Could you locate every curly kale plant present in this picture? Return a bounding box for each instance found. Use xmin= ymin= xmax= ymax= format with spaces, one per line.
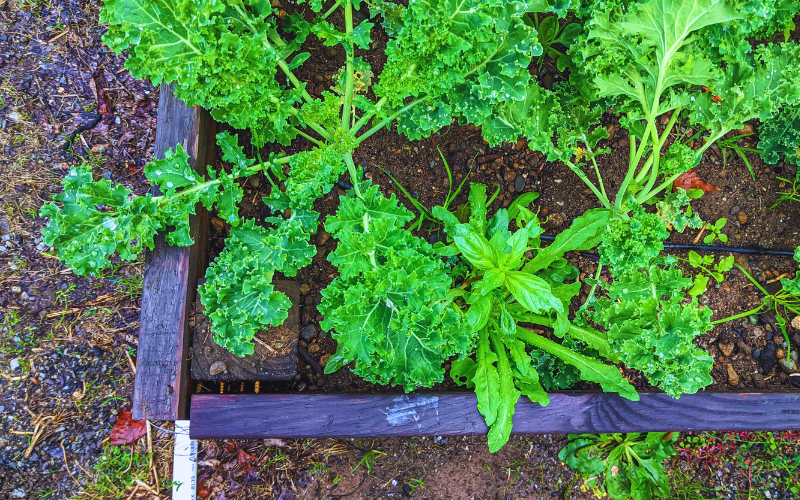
xmin=44 ymin=0 xmax=549 ymax=356
xmin=319 ymin=177 xmax=473 ymax=391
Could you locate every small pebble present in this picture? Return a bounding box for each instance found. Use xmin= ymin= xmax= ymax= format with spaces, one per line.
xmin=10 ymin=359 xmax=20 ymax=370
xmin=11 ymin=488 xmax=25 ymax=499
xmin=726 ymin=363 xmax=739 ymax=386
xmin=299 ymin=283 xmax=310 ymax=295
xmin=11 ymin=285 xmax=21 ymax=294
xmin=719 ymin=343 xmax=734 ymax=357
xmin=300 ymin=325 xmax=316 ymax=341
xmin=792 ymin=315 xmax=800 ymax=331
xmin=737 ymin=211 xmax=748 ymax=225
xmin=751 ymin=373 xmax=766 ymax=389
xmin=209 ymin=361 xmax=227 ymax=376
xmin=514 ymin=174 xmax=525 ymax=192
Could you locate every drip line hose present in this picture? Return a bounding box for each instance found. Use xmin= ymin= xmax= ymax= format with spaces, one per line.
xmin=538 ymin=235 xmax=795 ymax=256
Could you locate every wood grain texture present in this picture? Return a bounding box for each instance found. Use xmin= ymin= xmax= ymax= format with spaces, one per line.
xmin=191 ymin=280 xmax=301 ymax=381
xmin=190 ymin=392 xmax=800 ymax=439
xmin=133 ymin=83 xmax=215 ymax=421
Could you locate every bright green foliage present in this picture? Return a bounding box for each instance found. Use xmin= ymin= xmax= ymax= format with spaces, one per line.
xmin=283 ymin=131 xmax=358 ymax=209
xmin=441 ymin=185 xmax=637 ymax=452
xmin=599 ymin=208 xmax=670 ymax=277
xmin=40 ymin=144 xmax=246 ymax=276
xmin=199 ymin=215 xmax=316 ymax=356
xmin=319 ymin=179 xmax=473 ymax=391
xmin=760 ymin=101 xmax=800 ymax=166
xmin=101 ymin=0 xmax=306 ymax=146
xmin=374 ymin=0 xmax=543 ymax=143
xmin=685 ymin=251 xmax=734 ymax=296
xmin=560 ymin=432 xmax=678 ymax=500
xmin=590 ymin=262 xmax=714 ymax=398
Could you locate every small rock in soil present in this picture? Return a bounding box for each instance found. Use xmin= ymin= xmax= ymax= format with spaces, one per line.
xmin=726 ymin=364 xmax=739 ymax=387
xmin=736 ymin=211 xmax=748 ymax=225
xmin=11 ymin=285 xmax=21 ymax=294
xmin=734 ymin=254 xmax=752 ymax=273
xmin=789 ymin=373 xmax=800 ymax=389
xmin=751 ymin=373 xmax=766 ymax=389
xmin=762 ymin=343 xmax=778 ymax=373
xmin=792 ymin=333 xmax=800 ymax=347
xmin=308 ymin=343 xmax=320 ymax=354
xmin=209 ymin=361 xmax=227 ymax=376
xmin=300 ymin=325 xmax=316 ymax=341
xmin=11 ymin=489 xmax=25 ymax=499
xmin=792 ymin=315 xmax=800 ymax=331
xmin=779 ymin=357 xmax=798 ymax=374
xmin=514 ymin=174 xmax=525 ymax=192
xmin=730 ymin=205 xmax=741 ymax=216
xmin=753 ymin=348 xmax=761 ymax=359
xmin=735 ymin=339 xmax=752 ymax=356
xmin=299 ymin=283 xmax=310 ymax=295
xmin=719 ymin=342 xmax=735 ymax=357
xmin=777 ymin=348 xmax=786 ymax=360
xmin=320 ymin=354 xmax=330 ymax=367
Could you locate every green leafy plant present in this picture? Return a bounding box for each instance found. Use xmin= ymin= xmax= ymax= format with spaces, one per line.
xmin=683 ymin=251 xmax=734 ymax=296
xmin=318 ymin=176 xmax=474 ymax=390
xmin=560 ymin=432 xmax=679 ymax=500
xmin=436 ymin=184 xmax=637 ymax=452
xmin=45 ymin=0 xmax=549 ymax=356
xmin=702 ymin=218 xmax=728 ymax=245
xmin=532 ymin=13 xmax=580 ymax=69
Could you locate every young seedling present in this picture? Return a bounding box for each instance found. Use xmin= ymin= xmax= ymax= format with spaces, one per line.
xmin=703 ymin=218 xmax=729 ymax=245
xmin=683 ymin=251 xmax=735 ymax=296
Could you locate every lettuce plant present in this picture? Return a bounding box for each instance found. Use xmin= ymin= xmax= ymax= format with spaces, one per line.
xmin=435 ymin=184 xmax=637 ymax=451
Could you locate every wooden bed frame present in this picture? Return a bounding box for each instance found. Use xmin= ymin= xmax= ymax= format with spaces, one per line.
xmin=133 ymin=85 xmax=800 ymax=438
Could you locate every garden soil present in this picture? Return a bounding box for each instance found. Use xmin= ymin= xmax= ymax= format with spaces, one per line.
xmin=0 ymin=0 xmax=798 ymax=499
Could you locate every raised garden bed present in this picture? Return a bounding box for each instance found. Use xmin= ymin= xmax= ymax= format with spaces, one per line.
xmin=131 ymin=85 xmax=800 ymax=438
xmin=39 ymin=0 xmax=800 ymax=448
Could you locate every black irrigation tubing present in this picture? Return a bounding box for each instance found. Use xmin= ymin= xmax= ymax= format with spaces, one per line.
xmin=538 ymin=235 xmax=795 ymax=256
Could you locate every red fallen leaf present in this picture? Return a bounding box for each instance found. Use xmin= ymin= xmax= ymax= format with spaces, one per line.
xmin=108 ymin=409 xmax=147 ymax=445
xmin=673 ymin=169 xmax=719 ymax=194
xmin=198 ymin=479 xmax=211 ymax=499
xmin=237 ymin=446 xmax=258 ymax=474
xmin=224 ymin=440 xmax=237 ymax=454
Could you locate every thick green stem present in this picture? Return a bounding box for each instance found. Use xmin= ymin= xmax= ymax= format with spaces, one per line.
xmin=344 ymin=153 xmax=363 ymax=198
xmin=711 ymin=304 xmax=766 ymax=325
xmin=292 ymin=127 xmax=323 ymax=146
xmin=341 ymin=0 xmax=355 ymax=129
xmin=356 ymin=97 xmax=427 ymax=143
xmin=352 ymin=96 xmax=388 ymax=134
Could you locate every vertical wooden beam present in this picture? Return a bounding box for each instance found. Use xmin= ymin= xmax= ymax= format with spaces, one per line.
xmin=132 ymin=84 xmax=214 ymax=421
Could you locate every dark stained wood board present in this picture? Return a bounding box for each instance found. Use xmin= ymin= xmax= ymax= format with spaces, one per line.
xmin=132 ymin=83 xmax=215 ymax=421
xmin=191 ymin=280 xmax=301 ymax=381
xmin=190 ymin=392 xmax=800 ymax=439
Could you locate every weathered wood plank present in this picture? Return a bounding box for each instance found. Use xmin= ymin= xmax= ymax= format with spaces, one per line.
xmin=190 ymin=392 xmax=800 ymax=439
xmin=191 ymin=280 xmax=301 ymax=381
xmin=133 ymin=84 xmax=215 ymax=421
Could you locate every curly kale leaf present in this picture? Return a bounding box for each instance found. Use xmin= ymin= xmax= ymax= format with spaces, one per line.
xmin=101 ymin=0 xmax=306 ymax=146
xmin=591 ymin=263 xmax=714 ymax=398
xmin=599 ymin=208 xmax=670 ymax=276
xmin=687 ymin=43 xmax=800 ymax=137
xmin=40 ymin=146 xmax=224 ymax=275
xmin=569 ymin=0 xmax=739 ymax=117
xmin=656 ymin=190 xmax=703 ymax=233
xmin=759 ymin=101 xmax=800 ymax=166
xmin=199 ymin=216 xmax=316 ymax=356
xmin=374 ymin=0 xmax=542 ymax=143
xmin=319 ymin=180 xmax=472 ymax=391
